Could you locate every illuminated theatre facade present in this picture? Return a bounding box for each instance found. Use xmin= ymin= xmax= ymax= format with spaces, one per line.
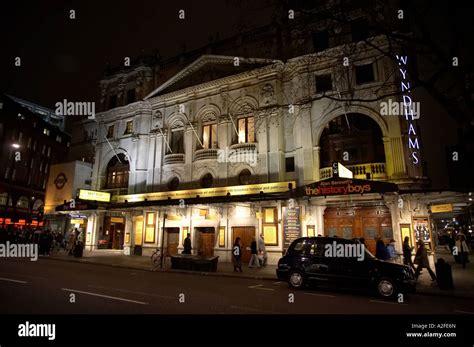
xmin=81 ymin=38 xmax=443 ymax=264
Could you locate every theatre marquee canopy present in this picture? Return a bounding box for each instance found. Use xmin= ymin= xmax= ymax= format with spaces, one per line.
xmin=297 ymin=177 xmax=398 ymax=198
xmin=112 ymin=181 xmax=296 ymax=204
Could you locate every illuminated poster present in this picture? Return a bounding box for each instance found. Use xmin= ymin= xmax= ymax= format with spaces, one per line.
xmin=413 ymin=217 xmax=430 ymax=243
xmin=263 ymin=226 xmax=277 ymax=245
xmin=283 ymin=206 xmax=301 ymax=251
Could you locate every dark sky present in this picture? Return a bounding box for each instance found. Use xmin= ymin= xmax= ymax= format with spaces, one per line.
xmin=0 ymin=0 xmax=276 ymax=109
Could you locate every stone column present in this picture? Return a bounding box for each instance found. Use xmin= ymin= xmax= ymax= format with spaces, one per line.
xmin=313 ymin=146 xmax=321 ymax=182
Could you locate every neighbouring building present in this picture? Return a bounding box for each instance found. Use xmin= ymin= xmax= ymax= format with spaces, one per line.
xmin=0 ymin=93 xmax=70 ymax=229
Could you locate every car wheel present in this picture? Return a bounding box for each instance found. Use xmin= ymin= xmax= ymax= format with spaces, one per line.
xmin=288 ymin=271 xmax=305 ymax=289
xmin=376 ymin=277 xmax=397 ymax=299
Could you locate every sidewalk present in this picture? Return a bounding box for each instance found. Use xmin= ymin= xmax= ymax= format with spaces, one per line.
xmin=43 ymin=249 xmax=474 ymax=299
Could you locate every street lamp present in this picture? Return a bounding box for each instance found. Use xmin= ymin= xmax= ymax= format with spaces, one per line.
xmin=12 ymin=143 xmax=20 ymax=149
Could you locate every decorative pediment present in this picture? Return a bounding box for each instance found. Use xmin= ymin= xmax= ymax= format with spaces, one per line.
xmin=144 ymin=55 xmax=278 ymax=99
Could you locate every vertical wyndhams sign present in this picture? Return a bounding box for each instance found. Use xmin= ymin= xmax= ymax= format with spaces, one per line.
xmin=396 ymin=55 xmax=421 ymax=165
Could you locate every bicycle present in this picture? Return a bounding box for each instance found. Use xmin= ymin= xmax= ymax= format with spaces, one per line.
xmin=151 ymin=248 xmax=165 ymax=270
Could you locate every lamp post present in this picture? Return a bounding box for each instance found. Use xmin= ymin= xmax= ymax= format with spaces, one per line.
xmin=160 ymin=213 xmax=167 ymax=269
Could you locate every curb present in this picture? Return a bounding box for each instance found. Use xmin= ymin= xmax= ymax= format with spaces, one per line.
xmin=41 ymin=256 xmax=474 ymax=300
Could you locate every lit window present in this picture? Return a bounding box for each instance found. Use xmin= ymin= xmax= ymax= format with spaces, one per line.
xmin=202 ymin=123 xmax=217 ymax=149
xmin=47 ymin=147 xmax=51 ymax=157
xmin=237 ymin=117 xmax=255 ymax=144
xmin=43 ymin=128 xmax=50 ymax=136
xmin=27 ymin=137 xmax=32 ymax=148
xmin=56 ymin=135 xmax=62 ymax=143
xmin=124 ymin=121 xmax=133 ymax=135
xmin=42 ymin=145 xmax=46 ymax=155
xmin=107 ymin=125 xmax=114 ymax=138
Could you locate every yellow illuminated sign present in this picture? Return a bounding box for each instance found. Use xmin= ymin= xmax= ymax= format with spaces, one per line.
xmin=431 ymin=204 xmax=453 ymax=213
xmin=113 ymin=181 xmax=296 ymax=203
xmin=70 ymin=218 xmax=84 ymax=224
xmin=79 ymin=189 xmax=111 ymax=202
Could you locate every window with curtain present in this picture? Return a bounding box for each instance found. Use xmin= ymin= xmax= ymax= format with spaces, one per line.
xmin=201 ymin=123 xmax=217 ymax=149
xmin=236 ymin=116 xmax=255 ymax=144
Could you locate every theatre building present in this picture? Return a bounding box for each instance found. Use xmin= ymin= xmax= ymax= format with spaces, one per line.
xmin=65 ymin=6 xmax=469 ymax=264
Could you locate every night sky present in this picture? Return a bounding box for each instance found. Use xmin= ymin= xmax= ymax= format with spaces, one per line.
xmin=0 ymin=0 xmax=275 ymax=109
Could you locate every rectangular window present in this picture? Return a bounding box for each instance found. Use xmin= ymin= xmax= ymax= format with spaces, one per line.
xmin=107 ymin=125 xmax=114 ymax=138
xmin=27 ymin=137 xmax=32 ymax=148
xmin=285 ymin=157 xmax=295 ymax=172
xmin=18 ymin=132 xmax=23 ymax=143
xmin=145 ymin=212 xmax=156 ymax=243
xmin=39 ymin=162 xmax=43 ymax=173
xmin=127 ymin=89 xmax=136 ymax=104
xmin=237 ymin=117 xmax=255 ymax=144
xmin=355 ymin=63 xmax=375 ymax=84
xmin=42 ymin=145 xmax=46 ymax=155
xmin=312 ymin=30 xmax=329 ymax=52
xmin=124 ymin=121 xmax=133 ymax=135
xmin=47 ymin=147 xmax=51 ymax=157
xmin=202 ymin=123 xmax=217 ymax=149
xmin=56 ymin=135 xmax=62 ymax=143
xmin=43 ymin=128 xmax=50 ymax=136
xmin=315 ymin=74 xmax=332 ymax=93
xmin=170 ymin=129 xmax=184 ymax=154
xmin=33 ymin=140 xmax=37 ymax=150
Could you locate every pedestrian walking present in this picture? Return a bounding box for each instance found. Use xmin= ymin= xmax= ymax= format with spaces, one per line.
xmin=182 ymin=233 xmax=192 ymax=254
xmin=414 ymin=240 xmax=437 ymax=281
xmin=403 ymin=236 xmax=415 ymax=270
xmin=232 ymin=237 xmax=242 ymax=272
xmin=386 ymin=239 xmax=399 ymax=262
xmin=455 ymin=233 xmax=470 ymax=269
xmin=248 ymin=237 xmax=260 ymax=268
xmin=67 ymin=229 xmax=77 ymax=255
xmin=257 ymin=233 xmax=267 ymax=267
xmin=375 ymin=238 xmax=390 ymax=260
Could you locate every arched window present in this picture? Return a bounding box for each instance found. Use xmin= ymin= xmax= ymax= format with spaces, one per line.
xmin=106 ymin=154 xmax=129 ymax=189
xmin=320 ymin=113 xmax=385 ymax=167
xmin=238 ymin=169 xmax=252 ymax=185
xmin=168 ymin=122 xmax=185 ymax=154
xmin=200 ymin=173 xmax=213 ymax=188
xmin=168 ymin=177 xmax=180 ymax=191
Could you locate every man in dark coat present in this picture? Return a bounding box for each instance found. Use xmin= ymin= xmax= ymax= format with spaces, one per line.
xmin=183 ymin=233 xmax=192 ymax=254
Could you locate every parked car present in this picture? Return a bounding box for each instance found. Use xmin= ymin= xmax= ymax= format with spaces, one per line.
xmin=276 ymin=237 xmax=416 ymax=299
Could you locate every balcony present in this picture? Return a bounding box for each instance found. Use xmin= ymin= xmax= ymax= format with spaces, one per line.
xmin=320 ymin=162 xmax=387 ymax=180
xmin=163 ymin=153 xmax=185 ymax=165
xmin=194 ymin=148 xmax=218 ymax=162
xmin=228 ymin=143 xmax=258 ymax=165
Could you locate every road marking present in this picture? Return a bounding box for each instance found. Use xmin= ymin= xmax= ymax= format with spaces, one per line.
xmin=454 ymin=310 xmax=474 ymax=314
xmin=61 ymin=288 xmax=148 ymax=305
xmin=0 ymin=277 xmax=27 ymax=284
xmin=248 ymin=284 xmax=274 ymax=291
xmin=303 ymin=292 xmax=336 ymax=298
xmin=369 ymin=299 xmax=407 ymax=305
xmin=0 ymin=272 xmax=47 ymax=280
xmin=88 ymin=285 xmax=174 ymax=299
xmin=229 ymin=305 xmax=278 ymax=314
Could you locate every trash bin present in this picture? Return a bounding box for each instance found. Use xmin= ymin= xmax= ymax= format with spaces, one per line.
xmin=435 ymin=258 xmax=454 ymax=290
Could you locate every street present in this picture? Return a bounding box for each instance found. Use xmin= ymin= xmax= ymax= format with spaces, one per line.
xmin=1 ymin=258 xmax=474 ymax=315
